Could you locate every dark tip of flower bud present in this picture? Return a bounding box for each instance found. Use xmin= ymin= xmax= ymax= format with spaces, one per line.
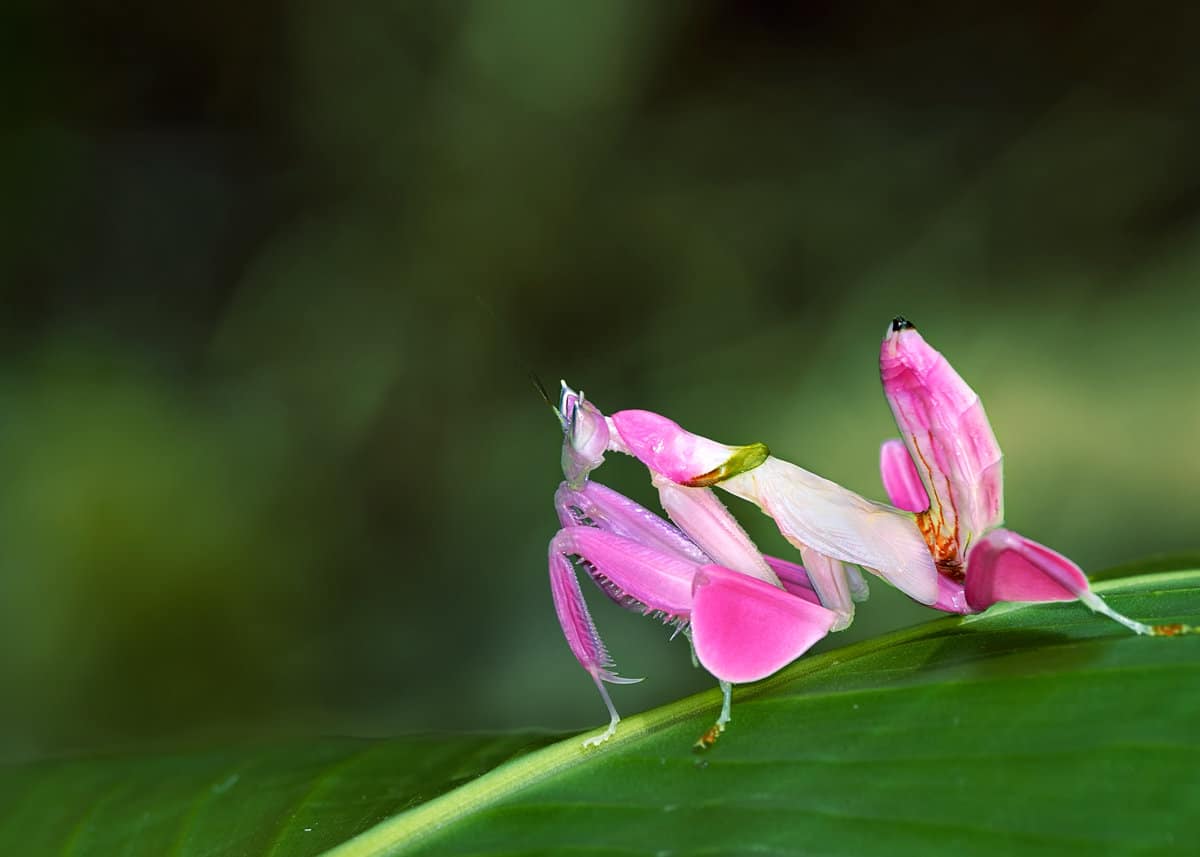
xmin=891 ymin=316 xmax=915 ymax=332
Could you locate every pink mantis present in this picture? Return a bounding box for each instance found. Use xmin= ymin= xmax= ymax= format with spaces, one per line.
xmin=547 ymin=318 xmax=1161 ymax=748
xmin=546 ymin=385 xmax=938 ymax=747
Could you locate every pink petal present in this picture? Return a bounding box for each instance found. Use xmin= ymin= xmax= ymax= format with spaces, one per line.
xmin=963 ymin=528 xmax=1087 ymax=610
xmin=966 ymin=529 xmax=1152 ymax=633
xmin=879 ymin=438 xmax=930 ymax=513
xmin=933 ymin=574 xmax=972 ymax=614
xmin=691 ymin=565 xmax=837 ymax=683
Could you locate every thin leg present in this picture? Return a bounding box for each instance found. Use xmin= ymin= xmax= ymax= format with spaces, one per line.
xmin=549 ymin=519 xmax=701 ymax=746
xmin=717 ymin=679 xmax=733 ymax=728
xmin=582 ymin=672 xmax=623 ymax=748
xmin=798 ymin=546 xmax=856 ymax=631
xmin=694 ymin=679 xmax=734 ymax=751
xmin=549 ymin=540 xmax=646 ymax=686
xmin=844 ymin=564 xmax=871 ymax=603
xmin=1075 ymin=589 xmax=1152 ymax=635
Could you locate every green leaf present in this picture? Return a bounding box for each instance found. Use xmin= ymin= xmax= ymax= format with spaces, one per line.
xmin=4 ymin=570 xmax=1199 ymax=857
xmin=1089 ymin=553 xmax=1200 ymax=582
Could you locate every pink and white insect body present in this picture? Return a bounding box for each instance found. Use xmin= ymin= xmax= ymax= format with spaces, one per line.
xmin=547 ymin=384 xmax=939 ymax=746
xmin=607 ymin=408 xmax=940 ymax=628
xmin=548 ymin=386 xmax=837 ymax=746
xmin=879 ymin=317 xmax=1151 ymax=632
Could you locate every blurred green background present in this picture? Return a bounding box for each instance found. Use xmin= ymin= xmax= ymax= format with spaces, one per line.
xmin=3 ymin=1 xmax=1199 ymax=762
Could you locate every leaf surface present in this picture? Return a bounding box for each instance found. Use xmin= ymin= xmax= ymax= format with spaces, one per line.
xmin=4 ymin=570 xmax=1198 ymax=857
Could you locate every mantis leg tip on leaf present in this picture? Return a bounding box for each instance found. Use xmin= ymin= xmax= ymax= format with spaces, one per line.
xmin=1076 ymin=589 xmax=1154 ymax=635
xmin=692 ymin=722 xmax=725 ymax=752
xmin=581 ymin=720 xmax=618 ymax=749
xmin=693 ymin=680 xmax=733 ymax=752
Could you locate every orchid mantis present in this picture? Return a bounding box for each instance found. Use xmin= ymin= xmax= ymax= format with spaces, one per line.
xmin=878 ymin=316 xmax=1163 ymax=633
xmin=547 ymin=385 xmax=937 ymax=747
xmin=547 ymin=317 xmax=1177 ymax=750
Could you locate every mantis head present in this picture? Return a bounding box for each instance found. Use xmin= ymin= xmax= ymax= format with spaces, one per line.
xmin=556 ymin=381 xmax=610 ymax=489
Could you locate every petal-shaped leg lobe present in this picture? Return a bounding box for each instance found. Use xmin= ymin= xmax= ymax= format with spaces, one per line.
xmin=691 ymin=565 xmax=837 ymax=683
xmin=880 ymin=438 xmax=930 ymax=513
xmin=934 ymin=574 xmax=972 ymax=614
xmin=963 ymin=528 xmax=1089 ymax=610
xmin=965 ymin=529 xmax=1152 ymax=633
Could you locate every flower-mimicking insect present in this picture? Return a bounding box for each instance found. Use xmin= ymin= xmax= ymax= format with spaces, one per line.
xmin=546 ymin=317 xmax=1177 ymax=749
xmin=546 ymin=383 xmax=938 ymax=747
